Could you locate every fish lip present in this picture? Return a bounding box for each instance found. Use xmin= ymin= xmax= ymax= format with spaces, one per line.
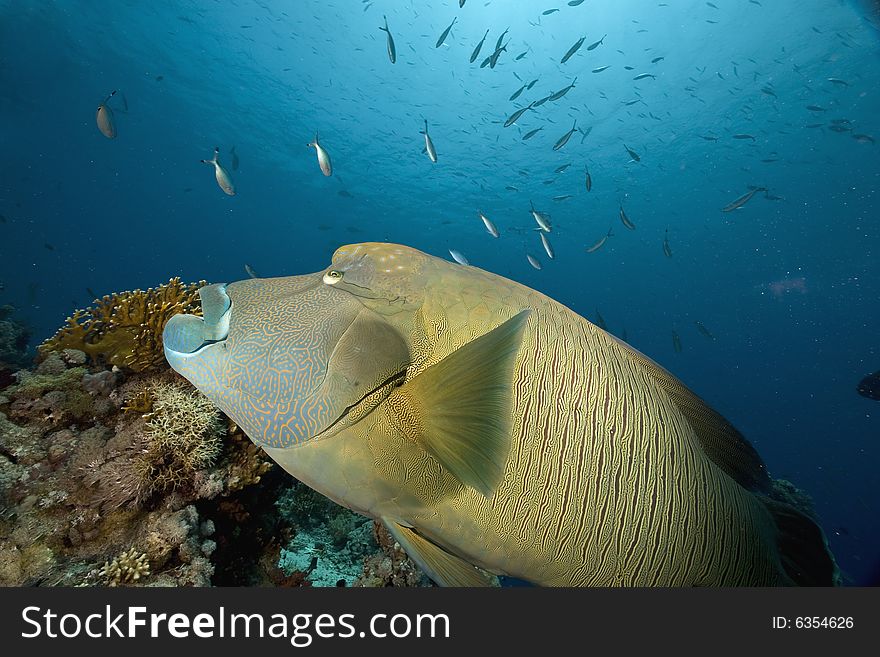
xmin=163 ymin=283 xmax=232 ymax=357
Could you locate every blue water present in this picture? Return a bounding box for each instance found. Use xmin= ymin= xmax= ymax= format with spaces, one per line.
xmin=0 ymin=0 xmax=877 ymax=585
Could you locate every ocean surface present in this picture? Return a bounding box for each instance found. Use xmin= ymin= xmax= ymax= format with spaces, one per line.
xmin=0 ymin=0 xmax=877 ymax=585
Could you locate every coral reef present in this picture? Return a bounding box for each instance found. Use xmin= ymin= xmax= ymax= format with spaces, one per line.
xmin=38 ymin=278 xmax=206 ymax=372
xmin=355 ymin=522 xmax=431 ymax=587
xmin=0 ymin=279 xmax=429 ymax=588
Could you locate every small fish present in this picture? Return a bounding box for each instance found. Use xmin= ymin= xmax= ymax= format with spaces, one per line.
xmin=552 ymin=194 xmax=572 ymax=201
xmin=338 ymin=189 xmax=354 ymax=198
xmin=44 ymin=242 xmax=55 ymax=251
xmin=586 ymin=34 xmax=606 ymax=51
xmin=733 ymin=134 xmax=756 ymax=141
xmin=379 ymin=16 xmax=396 ymax=63
xmin=436 ymin=17 xmax=457 ymax=48
xmin=470 ymin=29 xmax=490 ymax=63
xmin=552 ymin=120 xmax=579 ymax=151
xmin=449 ymin=249 xmax=469 ymax=265
xmin=230 ymin=145 xmax=239 ymax=171
xmin=701 ymin=135 xmax=720 ymax=142
xmin=591 ymin=65 xmax=611 ymax=73
xmin=526 ymin=78 xmax=539 ymax=89
xmin=532 ymin=94 xmax=553 ymax=107
xmin=694 ymin=321 xmax=715 ymax=340
xmin=488 ymin=42 xmax=508 ymax=69
xmin=244 ymin=264 xmax=259 ymax=279
xmin=527 ymin=254 xmax=542 ymax=270
xmin=515 ymin=51 xmax=528 ymax=61
xmin=584 ymin=166 xmax=592 ymax=191
xmin=619 ymin=205 xmax=636 ymax=230
xmin=721 ymin=186 xmax=767 ymax=212
xmin=522 ymin=126 xmax=543 ymax=140
xmin=479 ymin=211 xmax=499 ymax=238
xmin=505 ymin=185 xmax=520 ymax=191
xmin=651 ymin=56 xmax=665 ymax=63
xmin=624 ymin=144 xmax=641 ymax=162
xmin=594 ymin=309 xmax=608 ymax=331
xmin=96 ymin=90 xmax=117 ymax=139
xmin=495 ymin=27 xmax=509 ymax=52
xmin=420 ymin=120 xmax=438 ymax=163
xmin=561 ymin=36 xmax=586 ymax=63
xmin=509 ymin=84 xmax=528 ymax=101
xmin=554 ymin=163 xmax=571 ymax=173
xmin=586 ymin=228 xmax=613 ymax=253
xmin=568 ymin=0 xmax=585 ymax=5
xmin=460 ymin=0 xmax=466 ymax=7
xmin=806 ymin=105 xmax=826 ymax=112
xmin=633 ymin=73 xmax=656 ymax=81
xmin=828 ymin=124 xmax=852 ymax=133
xmin=662 ymin=228 xmax=672 ymax=258
xmin=761 ymin=86 xmax=777 ymax=98
xmin=548 ymin=77 xmax=577 ymax=102
xmin=504 ymin=102 xmax=534 ymax=128
xmin=672 ymin=330 xmax=682 ymax=353
xmin=826 ymin=77 xmax=849 ymax=86
xmin=530 ymin=201 xmax=552 ymax=232
xmin=853 ymin=133 xmax=875 ymax=145
xmin=201 ymin=146 xmax=236 ymax=195
xmin=540 ymin=232 xmax=555 ymax=259
xmin=307 ymin=133 xmax=333 ymax=176
xmin=542 ymin=8 xmax=560 ymax=15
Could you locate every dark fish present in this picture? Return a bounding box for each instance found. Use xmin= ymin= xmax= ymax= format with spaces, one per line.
xmin=436 ymin=17 xmax=457 ymax=48
xmin=619 ymin=205 xmax=635 ymax=230
xmin=580 ymin=126 xmax=592 ymax=143
xmin=561 ymin=36 xmax=586 ymax=63
xmin=586 ymin=228 xmax=612 ymax=253
xmin=651 ymin=56 xmax=665 ymax=63
xmin=761 ymin=86 xmax=777 ymax=98
xmin=504 ymin=102 xmax=535 ymax=128
xmin=694 ymin=321 xmax=715 ymax=340
xmin=554 ymin=163 xmax=571 ymax=173
xmin=44 ymin=242 xmax=55 ymax=251
xmin=721 ymin=186 xmax=767 ymax=212
xmin=460 ymin=0 xmax=466 ymax=7
xmin=495 ymin=27 xmax=509 ymax=52
xmin=624 ymin=144 xmax=641 ymax=161
xmin=522 ymin=127 xmax=543 ymax=140
xmin=489 ymin=42 xmax=508 ymax=68
xmin=586 ymin=34 xmax=606 ymax=50
xmin=526 ymin=78 xmax=539 ymax=89
xmin=552 ymin=120 xmax=579 ymax=151
xmin=591 ymin=65 xmax=611 ymax=73
xmin=584 ymin=167 xmax=592 ymax=191
xmin=515 ymin=51 xmax=528 ymax=60
xmin=672 ymin=330 xmax=682 ymax=353
xmin=548 ymin=77 xmax=577 ymax=101
xmin=379 ymin=16 xmax=396 ymax=63
xmin=733 ymin=134 xmax=756 ymax=141
xmin=470 ymin=29 xmax=490 ymax=63
xmin=662 ymin=228 xmax=672 ymax=257
xmin=806 ymin=105 xmax=826 ymax=112
xmin=633 ymin=73 xmax=656 ymax=80
xmin=542 ymin=8 xmax=560 ymax=15
xmin=568 ymin=0 xmax=585 ymax=5
xmin=155 ymin=75 xmax=164 ymax=81
xmin=338 ymin=189 xmax=354 ymax=198
xmin=509 ymin=84 xmax=528 ymax=101
xmin=594 ymin=309 xmax=608 ymax=331
xmin=857 ymin=370 xmax=880 ymax=401
xmin=532 ymin=94 xmax=552 ymax=107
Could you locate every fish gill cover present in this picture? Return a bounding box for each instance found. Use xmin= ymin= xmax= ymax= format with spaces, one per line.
xmin=0 ymin=0 xmax=877 ymax=585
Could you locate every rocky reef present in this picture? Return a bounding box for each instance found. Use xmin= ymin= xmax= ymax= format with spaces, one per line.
xmin=0 ymin=285 xmax=428 ymax=587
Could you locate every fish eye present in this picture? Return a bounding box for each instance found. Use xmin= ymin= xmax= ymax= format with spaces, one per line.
xmin=323 ymin=269 xmax=344 ymax=285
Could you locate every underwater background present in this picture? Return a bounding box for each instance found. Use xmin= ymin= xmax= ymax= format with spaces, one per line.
xmin=0 ymin=0 xmax=877 ymax=585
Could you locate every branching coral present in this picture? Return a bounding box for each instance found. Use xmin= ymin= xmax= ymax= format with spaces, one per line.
xmin=38 ymin=278 xmax=206 ymax=372
xmin=100 ymin=547 xmax=150 ymax=586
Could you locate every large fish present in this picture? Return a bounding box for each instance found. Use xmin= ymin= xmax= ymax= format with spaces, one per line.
xmin=164 ymin=243 xmax=838 ymax=587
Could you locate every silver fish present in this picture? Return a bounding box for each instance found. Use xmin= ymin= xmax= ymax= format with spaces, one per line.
xmin=586 ymin=228 xmax=613 ymax=253
xmin=721 ymin=187 xmax=767 ymax=212
xmin=548 ymin=77 xmax=577 ymax=102
xmin=449 ymin=249 xmax=469 ymax=265
xmin=522 ymin=127 xmax=543 ymax=140
xmin=96 ymin=90 xmax=117 ymax=139
xmin=244 ymin=264 xmax=259 ymax=278
xmin=584 ymin=166 xmax=592 ymax=191
xmin=619 ymin=205 xmax=636 ymax=230
xmin=201 ymin=146 xmax=236 ymax=195
xmin=504 ymin=102 xmax=534 ymax=128
xmin=527 ymin=254 xmax=542 ymax=269
xmin=479 ymin=211 xmax=499 ymax=238
xmin=421 ymin=120 xmax=438 ymax=163
xmin=624 ymin=144 xmax=641 ymax=162
xmin=308 ymin=132 xmax=333 ymax=176
xmin=529 ymin=201 xmax=552 ymax=232
xmin=540 ymin=232 xmax=554 ymax=259
xmin=509 ymin=84 xmax=527 ymax=101
xmin=379 ymin=16 xmax=396 ymax=63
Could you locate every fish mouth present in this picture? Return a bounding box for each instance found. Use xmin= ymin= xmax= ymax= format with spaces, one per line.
xmin=163 ymin=283 xmax=232 ymax=359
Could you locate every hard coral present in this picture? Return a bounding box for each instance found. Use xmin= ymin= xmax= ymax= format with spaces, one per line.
xmin=38 ymin=278 xmax=206 ymax=372
xmin=101 ymin=547 xmax=150 ymax=586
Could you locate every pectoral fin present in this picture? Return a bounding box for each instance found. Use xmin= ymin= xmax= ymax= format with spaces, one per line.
xmin=390 ymin=309 xmax=530 ymax=497
xmin=383 ymin=518 xmax=499 ymax=587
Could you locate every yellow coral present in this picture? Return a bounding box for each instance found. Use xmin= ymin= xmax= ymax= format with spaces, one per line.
xmin=100 ymin=548 xmax=150 ymax=586
xmin=39 ymin=278 xmax=207 ymax=372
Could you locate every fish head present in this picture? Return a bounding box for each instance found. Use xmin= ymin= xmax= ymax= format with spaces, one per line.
xmin=163 ymin=253 xmax=418 ymax=453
